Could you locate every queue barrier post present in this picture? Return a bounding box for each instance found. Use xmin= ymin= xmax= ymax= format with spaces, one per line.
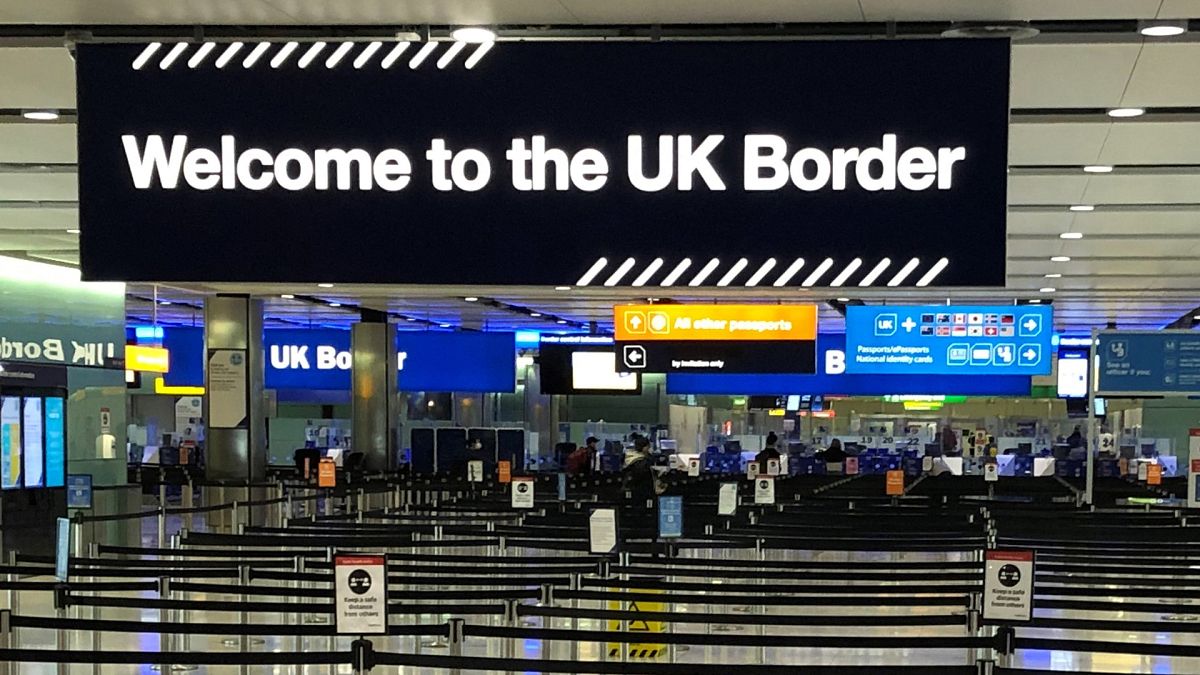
xmin=158 ymin=483 xmax=168 ymax=549
xmin=538 ymin=583 xmax=555 ymax=607
xmin=53 ymin=584 xmax=69 ymax=675
xmin=88 ymin=541 xmax=100 ymax=675
xmin=0 ymin=609 xmax=10 ymax=675
xmin=996 ymin=625 xmax=1016 ymax=669
xmin=447 ymin=617 xmax=465 ymax=675
xmin=351 ymin=637 xmax=375 ymax=675
xmin=503 ymin=598 xmax=519 ymax=662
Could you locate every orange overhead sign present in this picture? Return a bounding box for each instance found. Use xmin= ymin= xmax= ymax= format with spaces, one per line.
xmin=614 ymin=304 xmax=817 ymax=342
xmin=125 ymin=345 xmax=170 ymax=373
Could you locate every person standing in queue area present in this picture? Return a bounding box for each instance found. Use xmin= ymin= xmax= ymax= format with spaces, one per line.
xmin=566 ymin=436 xmax=598 ymax=475
xmin=622 ymin=435 xmax=658 ymax=504
xmin=941 ymin=426 xmax=959 ymax=456
xmin=755 ymin=432 xmax=782 ymax=470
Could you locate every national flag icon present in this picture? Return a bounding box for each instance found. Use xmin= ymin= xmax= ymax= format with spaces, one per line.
xmin=984 ymin=326 xmax=999 ymax=337
xmin=936 ymin=326 xmax=951 ymax=336
xmin=968 ymin=326 xmax=983 ymax=337
xmin=952 ymin=326 xmax=967 ymax=337
xmin=1001 ymin=315 xmax=1015 ymax=325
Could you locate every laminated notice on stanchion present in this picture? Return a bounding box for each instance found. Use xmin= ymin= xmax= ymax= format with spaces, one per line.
xmin=984 ymin=463 xmax=998 ymax=482
xmin=718 ymin=482 xmax=738 ymax=516
xmin=658 ymin=495 xmax=682 ymax=538
xmin=845 ymin=456 xmax=859 ymax=475
xmin=1148 ymin=463 xmax=1162 ymax=485
xmin=498 ymin=460 xmax=512 ymax=483
xmin=754 ymin=477 xmax=775 ymax=504
xmin=746 ymin=461 xmax=760 ymax=480
xmin=687 ymin=458 xmax=701 ymax=477
xmin=55 ymin=517 xmax=70 ymax=582
xmin=318 ymin=458 xmax=336 ymax=488
xmin=589 ymin=507 xmax=618 ymax=554
xmin=334 ymin=554 xmax=388 ymax=635
xmin=886 ymin=470 xmax=905 ymax=496
xmin=467 ymin=460 xmax=484 ymax=483
xmin=512 ymin=477 xmax=535 ymax=508
xmin=1138 ymin=462 xmax=1149 ymax=482
xmin=983 ymin=550 xmax=1034 ymax=623
xmin=766 ymin=458 xmax=780 ymax=476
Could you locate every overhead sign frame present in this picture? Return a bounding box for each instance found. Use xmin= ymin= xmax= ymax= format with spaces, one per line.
xmin=77 ymin=40 xmax=1010 ymax=288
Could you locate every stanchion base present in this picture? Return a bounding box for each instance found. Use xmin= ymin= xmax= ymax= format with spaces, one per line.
xmin=171 ymin=665 xmax=199 ymax=672
xmin=304 ymin=615 xmax=330 ymax=624
xmin=711 ymin=625 xmax=743 ymax=632
xmin=421 ymin=638 xmax=449 ymax=649
xmin=220 ymin=637 xmax=266 ymax=647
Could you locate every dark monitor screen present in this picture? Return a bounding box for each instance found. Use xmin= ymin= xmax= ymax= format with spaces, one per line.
xmin=723 ymin=441 xmax=742 ymax=454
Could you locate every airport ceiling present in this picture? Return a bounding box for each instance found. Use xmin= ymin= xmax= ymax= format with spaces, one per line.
xmin=1 ymin=1 xmax=1200 ymax=334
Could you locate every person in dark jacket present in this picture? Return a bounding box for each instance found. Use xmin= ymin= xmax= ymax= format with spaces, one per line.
xmin=622 ymin=436 xmax=657 ymax=504
xmin=821 ymin=438 xmax=847 ymax=464
xmin=754 ymin=432 xmax=782 ymax=469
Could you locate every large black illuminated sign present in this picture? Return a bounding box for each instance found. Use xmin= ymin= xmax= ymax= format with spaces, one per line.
xmin=76 ymin=40 xmax=1010 ymax=286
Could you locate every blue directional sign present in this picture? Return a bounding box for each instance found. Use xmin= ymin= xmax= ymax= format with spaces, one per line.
xmin=658 ymin=495 xmax=683 ymax=539
xmin=845 ymin=305 xmax=1053 ymax=376
xmin=1098 ymin=331 xmax=1200 ymax=395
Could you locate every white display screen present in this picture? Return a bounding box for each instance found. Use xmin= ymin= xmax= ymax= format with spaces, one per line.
xmin=1058 ymin=356 xmax=1088 ymax=398
xmin=1 ymin=397 xmax=21 ymax=489
xmin=22 ymin=398 xmax=44 ymax=488
xmin=571 ymin=352 xmax=639 ymax=391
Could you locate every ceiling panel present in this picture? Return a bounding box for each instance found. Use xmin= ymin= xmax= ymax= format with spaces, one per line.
xmin=1097 ymin=122 xmax=1200 ymax=165
xmin=0 ymin=124 xmax=77 ymax=163
xmin=264 ymin=0 xmax=577 ymax=24
xmin=1007 ymin=175 xmax=1090 ymax=205
xmin=1081 ymin=174 xmax=1200 ymax=203
xmin=558 ymin=0 xmax=863 ymax=23
xmin=0 ymin=173 xmax=76 ymax=201
xmin=1122 ymin=43 xmax=1200 ymax=107
xmin=0 ymin=48 xmax=75 ymax=108
xmin=1008 ymin=210 xmax=1200 ymax=235
xmin=1009 ymin=123 xmax=1111 ymax=165
xmin=861 ymin=0 xmax=1167 ymax=21
xmin=0 ymin=1 xmax=295 ymax=25
xmin=1010 ymin=44 xmax=1142 ymax=109
xmin=0 ymin=206 xmax=79 ymax=230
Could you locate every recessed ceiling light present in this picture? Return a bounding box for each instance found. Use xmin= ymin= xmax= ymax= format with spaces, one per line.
xmin=451 ymin=27 xmax=497 ymax=43
xmin=280 ymin=294 xmax=294 ymax=299
xmin=1139 ymin=21 xmax=1187 ymax=37
xmin=529 ymin=312 xmax=542 ymax=317
xmin=328 ymin=302 xmax=341 ymax=307
xmin=554 ymin=286 xmax=571 ymax=291
xmin=158 ymin=300 xmax=172 ymax=305
xmin=1059 ymin=232 xmax=1084 ymax=240
xmin=836 ymin=297 xmax=850 ymax=302
xmin=1050 ymin=255 xmax=1071 ymax=262
xmin=464 ymin=296 xmax=478 ymax=302
xmin=1083 ymin=165 xmax=1113 ymax=173
xmin=1069 ymin=205 xmax=1094 ymax=212
xmin=405 ymin=317 xmax=417 ymax=322
xmin=1044 ymin=273 xmax=1062 ymax=278
xmin=317 ymin=283 xmax=334 ymax=288
xmin=22 ymin=110 xmax=59 ymax=121
xmin=1029 ymin=299 xmax=1043 ymax=304
xmin=556 ymin=319 xmax=568 ymax=324
xmin=439 ymin=323 xmax=451 ymax=328
xmin=1107 ymin=107 xmax=1145 ymax=118
xmin=65 ymin=228 xmax=80 ymax=234
xmin=1039 ymin=287 xmax=1056 ymax=293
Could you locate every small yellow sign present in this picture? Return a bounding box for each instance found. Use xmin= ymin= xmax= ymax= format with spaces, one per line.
xmin=607 ymin=589 xmax=666 ymax=661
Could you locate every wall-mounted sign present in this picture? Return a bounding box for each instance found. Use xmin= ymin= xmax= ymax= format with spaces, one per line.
xmin=77 ymin=40 xmax=1009 ymax=288
xmin=159 ymin=328 xmax=516 ymax=393
xmin=845 ymin=305 xmax=1053 ymax=376
xmin=1097 ymin=331 xmax=1200 ymax=395
xmin=67 ymin=474 xmax=93 ymax=509
xmin=615 ymin=304 xmax=818 ymax=373
xmin=124 ymin=345 xmax=170 ymax=373
xmin=666 ymin=334 xmax=1031 ymax=396
xmin=207 ymin=349 xmax=248 ymax=428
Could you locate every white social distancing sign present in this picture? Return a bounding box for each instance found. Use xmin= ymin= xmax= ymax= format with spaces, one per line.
xmin=512 ymin=477 xmax=535 ymax=508
xmin=754 ymin=477 xmax=775 ymax=505
xmin=718 ymin=482 xmax=738 ymax=516
xmin=687 ymin=458 xmax=701 ymax=477
xmin=334 ymin=554 xmax=388 ymax=635
xmin=983 ymin=550 xmax=1034 ymax=622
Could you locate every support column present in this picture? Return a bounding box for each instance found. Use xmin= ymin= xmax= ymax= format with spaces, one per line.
xmin=204 ymin=295 xmax=266 ymax=483
xmin=352 ymin=311 xmax=398 ymax=471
